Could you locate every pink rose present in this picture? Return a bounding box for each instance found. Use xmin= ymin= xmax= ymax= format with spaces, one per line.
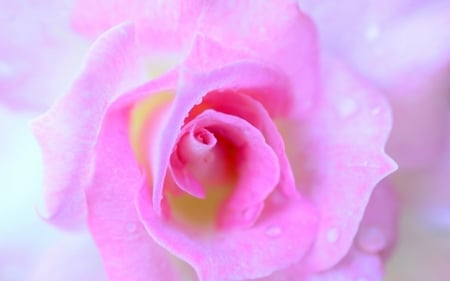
xmin=33 ymin=0 xmax=396 ymax=280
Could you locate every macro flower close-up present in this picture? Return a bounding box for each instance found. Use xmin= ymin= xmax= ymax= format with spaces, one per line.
xmin=0 ymin=0 xmax=449 ymax=281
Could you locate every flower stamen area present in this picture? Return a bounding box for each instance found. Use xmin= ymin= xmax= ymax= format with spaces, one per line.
xmin=129 ymin=90 xmax=174 ymax=165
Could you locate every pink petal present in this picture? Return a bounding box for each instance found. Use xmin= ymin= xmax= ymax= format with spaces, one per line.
xmin=254 ymin=181 xmax=398 ymax=281
xmin=254 ymin=248 xmax=383 ymax=281
xmin=183 ymin=35 xmax=294 ymax=118
xmin=138 ymin=184 xmax=318 ymax=281
xmin=72 ymin=0 xmax=204 ymax=54
xmin=309 ymin=182 xmax=398 ymax=281
xmin=86 ymin=102 xmax=190 ymax=281
xmin=306 ymin=248 xmax=384 ymax=281
xmin=71 ymin=0 xmax=149 ymax=38
xmin=32 ymin=23 xmax=161 ymax=230
xmin=202 ymin=91 xmax=298 ymax=198
xmin=150 ymin=56 xmax=289 ymax=215
xmin=291 ymin=57 xmax=397 ymax=270
xmin=197 ymin=0 xmax=319 ymax=114
xmin=356 ymin=182 xmax=399 ymax=259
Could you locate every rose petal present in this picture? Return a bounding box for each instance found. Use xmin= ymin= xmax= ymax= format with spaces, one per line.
xmin=32 ymin=23 xmax=164 ymax=230
xmin=197 ymin=0 xmax=319 ymax=113
xmin=287 ymin=57 xmax=397 ymax=270
xmin=202 ymin=90 xmax=299 ymax=198
xmin=138 ymin=184 xmax=318 ymax=281
xmin=356 ymin=182 xmax=399 ymax=258
xmin=72 ymin=0 xmax=204 ymax=48
xmin=254 ymin=180 xmax=398 ymax=281
xmin=254 ymin=248 xmax=383 ymax=281
xmin=86 ymin=104 xmax=190 ymax=281
xmin=170 ymin=109 xmax=280 ymax=228
xmin=151 ymin=57 xmax=289 ymax=215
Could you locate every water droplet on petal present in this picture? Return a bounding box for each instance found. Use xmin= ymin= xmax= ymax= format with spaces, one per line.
xmin=265 ymin=226 xmax=282 ymax=237
xmin=360 ymin=160 xmax=380 ymax=168
xmin=126 ymin=222 xmax=137 ymax=233
xmin=371 ymin=106 xmax=381 ymax=115
xmin=327 ymin=227 xmax=340 ymax=243
xmin=358 ymin=227 xmax=386 ymax=253
xmin=337 ymin=98 xmax=358 ymax=117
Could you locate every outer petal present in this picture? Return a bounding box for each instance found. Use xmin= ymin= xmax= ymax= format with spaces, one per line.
xmin=254 ymin=248 xmax=384 ymax=281
xmin=138 ymin=184 xmax=318 ymax=281
xmin=82 ymin=0 xmax=319 ymax=97
xmin=32 ymin=23 xmax=149 ymax=230
xmin=254 ymin=182 xmax=398 ymax=281
xmin=71 ymin=0 xmax=205 ymax=44
xmin=197 ymin=0 xmax=319 ymax=114
xmin=86 ymin=101 xmax=191 ymax=281
xmin=284 ymin=57 xmax=397 ymax=270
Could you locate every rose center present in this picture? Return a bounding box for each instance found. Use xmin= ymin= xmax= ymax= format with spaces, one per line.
xmin=167 ymin=128 xmax=238 ymax=230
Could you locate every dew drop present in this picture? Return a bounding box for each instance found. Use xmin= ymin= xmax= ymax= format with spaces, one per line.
xmin=371 ymin=106 xmax=381 ymax=115
xmin=337 ymin=97 xmax=358 ymax=117
xmin=126 ymin=222 xmax=137 ymax=233
xmin=357 ymin=227 xmax=386 ymax=254
xmin=265 ymin=226 xmax=282 ymax=237
xmin=326 ymin=227 xmax=340 ymax=243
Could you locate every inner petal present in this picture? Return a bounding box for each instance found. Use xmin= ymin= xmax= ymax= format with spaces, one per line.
xmin=167 ymin=109 xmax=280 ymax=230
xmin=167 ymin=126 xmax=238 ymax=230
xmin=175 ymin=128 xmax=238 ymax=192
